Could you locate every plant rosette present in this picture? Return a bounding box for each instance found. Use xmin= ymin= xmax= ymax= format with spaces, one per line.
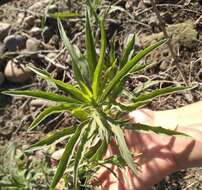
xmin=2 ymin=5 xmax=191 ymax=190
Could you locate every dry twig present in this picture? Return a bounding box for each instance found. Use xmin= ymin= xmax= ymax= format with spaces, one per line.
xmin=150 ymin=0 xmax=188 ymax=86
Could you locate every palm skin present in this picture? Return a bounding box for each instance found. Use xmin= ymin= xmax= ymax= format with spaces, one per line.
xmin=94 ymin=109 xmax=202 ymax=190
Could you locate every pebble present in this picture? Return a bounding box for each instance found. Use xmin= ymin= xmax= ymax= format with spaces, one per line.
xmin=34 ymin=19 xmax=42 ymax=27
xmin=3 ymin=35 xmax=18 ymax=51
xmin=4 ymin=61 xmax=32 ymax=83
xmin=51 ymin=148 xmax=65 ymax=161
xmin=197 ymin=68 xmax=202 ymax=80
xmin=29 ymin=27 xmax=42 ymax=38
xmin=47 ymin=52 xmax=57 ymax=59
xmin=28 ymin=0 xmax=50 ymax=12
xmin=47 ymin=4 xmax=58 ymax=14
xmin=42 ymin=27 xmax=53 ymax=43
xmin=15 ymin=35 xmax=27 ymax=50
xmin=0 ymin=43 xmax=6 ymax=56
xmin=159 ymin=61 xmax=169 ymax=71
xmin=26 ymin=38 xmax=40 ymax=51
xmin=0 ymin=22 xmax=11 ymax=41
xmin=0 ymin=72 xmax=4 ymax=85
xmin=23 ymin=16 xmax=35 ymax=29
xmin=143 ymin=0 xmax=151 ymax=6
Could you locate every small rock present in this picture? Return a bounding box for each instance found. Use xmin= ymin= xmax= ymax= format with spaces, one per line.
xmin=23 ymin=16 xmax=35 ymax=29
xmin=29 ymin=0 xmax=50 ymax=12
xmin=197 ymin=68 xmax=202 ymax=80
xmin=29 ymin=27 xmax=42 ymax=38
xmin=143 ymin=0 xmax=151 ymax=6
xmin=0 ymin=72 xmax=4 ymax=85
xmin=3 ymin=35 xmax=18 ymax=51
xmin=47 ymin=52 xmax=57 ymax=59
xmin=42 ymin=27 xmax=53 ymax=43
xmin=34 ymin=19 xmax=42 ymax=27
xmin=17 ymin=13 xmax=25 ymax=25
xmin=0 ymin=22 xmax=11 ymax=41
xmin=4 ymin=61 xmax=32 ymax=83
xmin=47 ymin=4 xmax=58 ymax=14
xmin=149 ymin=14 xmax=160 ymax=27
xmin=159 ymin=61 xmax=169 ymax=71
xmin=0 ymin=43 xmax=6 ymax=56
xmin=15 ymin=35 xmax=27 ymax=50
xmin=51 ymin=148 xmax=65 ymax=161
xmin=26 ymin=38 xmax=40 ymax=51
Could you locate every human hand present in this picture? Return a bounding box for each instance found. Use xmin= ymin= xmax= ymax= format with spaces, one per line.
xmin=93 ymin=109 xmax=202 ymax=190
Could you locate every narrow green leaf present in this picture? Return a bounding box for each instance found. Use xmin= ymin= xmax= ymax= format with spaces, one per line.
xmin=133 ymin=86 xmax=188 ymax=102
xmin=29 ymin=104 xmax=77 ymax=131
xmin=2 ymin=90 xmax=81 ymax=104
xmin=134 ymin=80 xmax=162 ymax=95
xmin=101 ymin=39 xmax=167 ymax=101
xmin=54 ymin=79 xmax=91 ymax=103
xmin=116 ymin=86 xmax=189 ymax=111
xmin=79 ymin=81 xmax=93 ymax=98
xmin=49 ymin=11 xmax=80 ymax=20
xmin=109 ymin=63 xmax=149 ymax=102
xmin=71 ymin=107 xmax=89 ymax=121
xmin=85 ymin=9 xmax=97 ymax=78
xmin=116 ymin=100 xmax=150 ymax=112
xmin=90 ymin=139 xmax=107 ymax=162
xmin=122 ymin=123 xmax=188 ymax=136
xmin=110 ymin=123 xmax=137 ymax=174
xmin=120 ymin=33 xmax=135 ymax=68
xmin=94 ymin=113 xmax=109 ymax=142
xmin=92 ymin=18 xmax=107 ymax=100
xmin=50 ymin=126 xmax=82 ymax=189
xmin=28 ymin=65 xmax=90 ymax=103
xmin=108 ymin=34 xmax=116 ymax=66
xmin=27 ymin=126 xmax=76 ymax=151
xmin=58 ymin=20 xmax=84 ymax=87
xmin=98 ymin=154 xmax=126 ymax=168
xmin=28 ymin=65 xmax=51 ymax=79
xmin=74 ymin=124 xmax=91 ymax=190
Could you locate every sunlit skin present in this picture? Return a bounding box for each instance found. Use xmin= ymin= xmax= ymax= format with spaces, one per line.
xmin=93 ymin=102 xmax=202 ymax=190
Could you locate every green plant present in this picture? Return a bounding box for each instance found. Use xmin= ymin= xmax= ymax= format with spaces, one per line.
xmin=2 ymin=5 xmax=189 ymax=190
xmin=0 ymin=143 xmax=52 ymax=190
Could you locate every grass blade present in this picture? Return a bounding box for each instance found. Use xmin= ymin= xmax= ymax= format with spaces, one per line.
xmin=120 ymin=33 xmax=135 ymax=68
xmin=117 ymin=86 xmax=189 ymax=111
xmin=122 ymin=123 xmax=188 ymax=136
xmin=92 ymin=18 xmax=106 ymax=100
xmin=108 ymin=34 xmax=116 ymax=67
xmin=28 ymin=65 xmax=90 ymax=103
xmin=73 ymin=124 xmax=91 ymax=190
xmin=50 ymin=126 xmax=82 ymax=189
xmin=133 ymin=86 xmax=188 ymax=102
xmin=49 ymin=11 xmax=80 ymax=20
xmin=110 ymin=122 xmax=137 ymax=174
xmin=90 ymin=139 xmax=107 ymax=162
xmin=58 ymin=20 xmax=84 ymax=88
xmin=85 ymin=9 xmax=97 ymax=78
xmin=29 ymin=104 xmax=77 ymax=131
xmin=27 ymin=126 xmax=76 ymax=151
xmin=116 ymin=100 xmax=150 ymax=111
xmin=101 ymin=39 xmax=167 ymax=101
xmin=2 ymin=90 xmax=81 ymax=104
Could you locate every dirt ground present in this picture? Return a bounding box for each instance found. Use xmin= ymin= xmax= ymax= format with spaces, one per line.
xmin=0 ymin=0 xmax=202 ymax=189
